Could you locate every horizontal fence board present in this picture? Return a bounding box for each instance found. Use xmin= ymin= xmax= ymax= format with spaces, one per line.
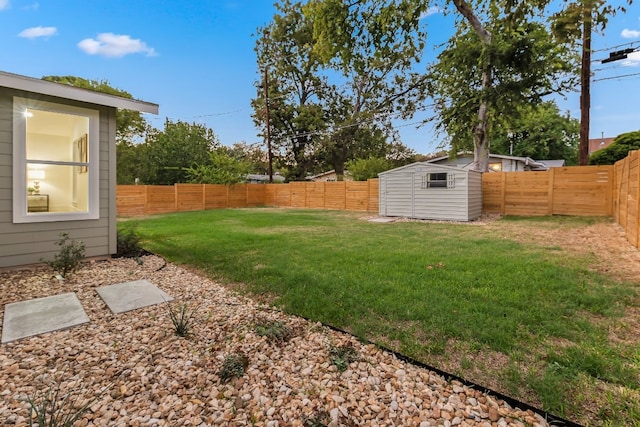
xmin=204 ymin=185 xmax=228 ymax=209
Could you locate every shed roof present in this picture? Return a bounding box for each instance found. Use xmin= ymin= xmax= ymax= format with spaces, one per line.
xmin=378 ymin=161 xmax=480 ymax=176
xmin=0 ymin=70 xmax=158 ymax=114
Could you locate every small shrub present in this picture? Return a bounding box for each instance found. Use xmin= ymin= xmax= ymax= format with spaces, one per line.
xmin=167 ymin=301 xmax=200 ymax=337
xmin=116 ymin=228 xmax=145 ymax=262
xmin=303 ymin=409 xmax=331 ymax=427
xmin=45 ymin=233 xmax=85 ymax=278
xmin=329 ymin=344 xmax=359 ymax=372
xmin=254 ymin=318 xmax=294 ymax=343
xmin=26 ymin=375 xmax=110 ymax=427
xmin=219 ymin=352 xmax=249 ymax=382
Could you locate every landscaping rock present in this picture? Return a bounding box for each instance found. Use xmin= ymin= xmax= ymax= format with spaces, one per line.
xmin=0 ymin=256 xmax=549 ymax=426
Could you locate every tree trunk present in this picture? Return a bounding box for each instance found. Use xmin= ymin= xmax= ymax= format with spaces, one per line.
xmin=579 ymin=5 xmax=592 ymax=166
xmin=452 ymin=0 xmax=492 ymax=172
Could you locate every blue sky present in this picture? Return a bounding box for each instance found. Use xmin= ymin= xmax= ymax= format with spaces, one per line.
xmin=1 ymin=0 xmax=639 ymax=155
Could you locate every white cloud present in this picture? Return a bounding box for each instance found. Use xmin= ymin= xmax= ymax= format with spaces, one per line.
xmin=621 ymin=29 xmax=640 ymax=38
xmin=18 ymin=26 xmax=57 ymax=39
xmin=23 ymin=2 xmax=39 ymax=10
xmin=0 ymin=0 xmax=9 ymax=11
xmin=419 ymin=6 xmax=440 ymax=20
xmin=622 ymin=51 xmax=640 ymax=67
xmin=77 ymin=33 xmax=157 ymax=58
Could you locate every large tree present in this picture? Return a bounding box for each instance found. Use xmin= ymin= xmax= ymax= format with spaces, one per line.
xmin=254 ymin=0 xmax=425 ymax=180
xmin=304 ymin=0 xmax=581 ymax=171
xmin=304 ymin=0 xmax=428 ymax=177
xmin=428 ymin=18 xmax=576 ymax=157
xmin=142 ymin=119 xmax=219 ymax=185
xmin=252 ymin=0 xmax=328 ymax=181
xmin=490 ymin=102 xmax=579 ymax=164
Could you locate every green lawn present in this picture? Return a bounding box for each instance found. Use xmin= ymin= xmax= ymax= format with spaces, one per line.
xmin=120 ymin=209 xmax=640 ymax=426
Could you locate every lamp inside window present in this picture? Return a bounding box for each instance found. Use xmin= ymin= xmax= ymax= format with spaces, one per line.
xmin=27 ymin=169 xmax=45 ymax=194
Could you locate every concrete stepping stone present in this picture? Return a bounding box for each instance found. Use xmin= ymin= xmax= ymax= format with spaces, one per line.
xmin=96 ymin=279 xmax=173 ymax=314
xmin=1 ymin=292 xmax=90 ymax=344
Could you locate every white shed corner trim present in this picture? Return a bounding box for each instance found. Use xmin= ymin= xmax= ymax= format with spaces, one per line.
xmin=378 ymin=162 xmax=482 ymax=222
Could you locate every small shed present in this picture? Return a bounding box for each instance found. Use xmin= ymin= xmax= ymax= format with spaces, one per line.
xmin=378 ymin=162 xmax=482 ymax=221
xmin=0 ymin=70 xmax=158 ymax=268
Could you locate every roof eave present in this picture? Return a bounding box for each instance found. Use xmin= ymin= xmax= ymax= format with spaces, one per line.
xmin=0 ymin=71 xmax=158 ymax=114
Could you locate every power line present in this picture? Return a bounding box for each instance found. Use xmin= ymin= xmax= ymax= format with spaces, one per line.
xmin=592 ymin=71 xmax=640 ymax=83
xmin=592 ymin=39 xmax=640 ymax=54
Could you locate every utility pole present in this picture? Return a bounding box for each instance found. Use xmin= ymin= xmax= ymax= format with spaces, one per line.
xmin=579 ymin=5 xmax=592 ymax=166
xmin=263 ymin=67 xmax=273 ymax=183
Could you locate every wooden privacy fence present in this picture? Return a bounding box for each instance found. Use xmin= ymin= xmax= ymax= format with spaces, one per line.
xmin=117 ymin=180 xmax=379 ymax=216
xmin=481 ymin=165 xmax=613 ymax=217
xmin=613 ymin=150 xmax=640 ymax=248
xmin=117 ymin=157 xmax=640 ymax=249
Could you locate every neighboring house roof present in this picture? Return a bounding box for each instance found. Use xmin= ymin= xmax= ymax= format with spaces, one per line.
xmin=246 ymin=173 xmax=285 ymax=183
xmin=537 ymin=159 xmax=566 ymax=168
xmin=589 ymin=137 xmax=615 ymax=154
xmin=378 ymin=161 xmax=481 ymax=176
xmin=307 ymin=170 xmax=352 ymax=181
xmin=0 ymin=70 xmax=158 ymax=114
xmin=426 ymin=152 xmax=561 ymax=171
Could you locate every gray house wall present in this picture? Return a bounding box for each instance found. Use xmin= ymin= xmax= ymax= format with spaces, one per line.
xmin=379 ymin=162 xmax=482 ymax=221
xmin=0 ymin=87 xmax=116 ymax=268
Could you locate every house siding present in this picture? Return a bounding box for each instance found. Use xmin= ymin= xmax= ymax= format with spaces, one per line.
xmin=379 ymin=163 xmax=482 ymax=221
xmin=0 ymin=87 xmax=115 ymax=268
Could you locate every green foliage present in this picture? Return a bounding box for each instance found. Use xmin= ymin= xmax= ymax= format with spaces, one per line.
xmin=329 ymin=344 xmax=359 ymax=372
xmin=166 ymin=301 xmax=200 ymax=337
xmin=428 ymin=18 xmax=576 ymax=155
xmin=142 ymin=119 xmax=219 ymax=185
xmin=345 ymin=157 xmax=393 ymax=181
xmin=45 ymin=233 xmax=85 ymax=278
xmin=302 ymin=409 xmax=331 ymax=427
xmin=116 ymin=228 xmax=145 ymax=260
xmin=253 ymin=0 xmax=426 ymax=180
xmin=254 ymin=318 xmax=294 ymax=343
xmin=490 ymin=101 xmax=579 ymax=164
xmin=26 ymin=375 xmax=110 ymax=427
xmin=219 ymin=352 xmax=249 ymax=382
xmin=590 ymin=130 xmax=640 ymax=165
xmin=185 ymin=149 xmax=251 ymax=184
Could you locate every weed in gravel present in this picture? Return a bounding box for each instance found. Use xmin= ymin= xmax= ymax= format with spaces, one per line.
xmin=303 ymin=409 xmax=331 ymax=427
xmin=329 ymin=343 xmax=359 ymax=372
xmin=166 ymin=301 xmax=200 ymax=337
xmin=254 ymin=317 xmax=294 ymax=343
xmin=25 ymin=375 xmax=110 ymax=427
xmin=219 ymin=352 xmax=249 ymax=382
xmin=44 ymin=233 xmax=85 ymax=279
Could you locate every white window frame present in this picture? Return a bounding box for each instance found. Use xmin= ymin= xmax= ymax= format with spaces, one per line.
xmin=12 ymin=97 xmax=100 ymax=223
xmin=423 ymin=172 xmax=455 ymax=189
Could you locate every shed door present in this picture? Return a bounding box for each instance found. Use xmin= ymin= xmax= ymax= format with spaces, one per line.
xmin=382 ymin=172 xmax=414 ymax=217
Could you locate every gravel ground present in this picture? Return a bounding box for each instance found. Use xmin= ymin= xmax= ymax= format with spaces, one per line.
xmin=0 ymin=256 xmax=550 ymax=427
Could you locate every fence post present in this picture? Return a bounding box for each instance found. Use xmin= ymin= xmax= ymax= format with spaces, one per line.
xmin=174 ymin=184 xmax=178 ymax=212
xmin=547 ymin=168 xmax=555 ymax=215
xmin=636 ymin=153 xmax=640 ymax=247
xmin=500 ymin=173 xmax=506 ymax=214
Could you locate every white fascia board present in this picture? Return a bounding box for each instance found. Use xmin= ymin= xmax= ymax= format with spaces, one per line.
xmin=0 ymin=71 xmax=158 ymax=114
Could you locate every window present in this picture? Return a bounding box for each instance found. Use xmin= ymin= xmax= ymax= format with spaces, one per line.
xmin=13 ymin=97 xmax=100 ymax=223
xmin=423 ymin=172 xmax=454 ymax=189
